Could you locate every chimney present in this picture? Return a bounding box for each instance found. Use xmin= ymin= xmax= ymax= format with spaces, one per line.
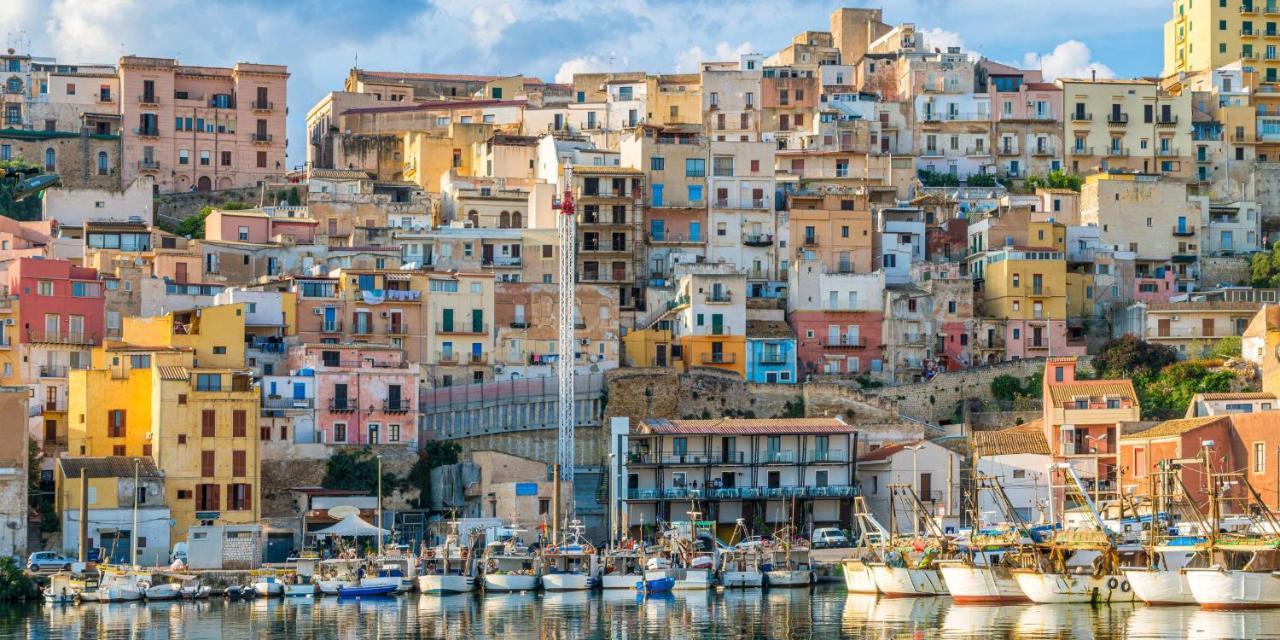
xmin=1091 ymin=69 xmax=1097 ymax=82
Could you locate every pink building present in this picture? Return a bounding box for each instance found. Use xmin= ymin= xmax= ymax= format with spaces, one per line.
xmin=789 ymin=310 xmax=885 ymax=377
xmin=1134 ymin=269 xmax=1178 ymax=304
xmin=939 ymin=321 xmax=970 ymax=371
xmin=9 ymin=258 xmax=105 ymax=346
xmin=1003 ymin=319 xmax=1085 ymax=360
xmin=288 ymin=343 xmax=420 ymax=448
xmin=118 ymin=56 xmax=289 ymax=194
xmin=205 ymin=206 xmax=318 ymax=245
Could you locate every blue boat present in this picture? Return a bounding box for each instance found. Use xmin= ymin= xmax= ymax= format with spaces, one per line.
xmin=635 ymin=574 xmax=675 ymax=594
xmin=335 ymin=583 xmax=398 ymax=598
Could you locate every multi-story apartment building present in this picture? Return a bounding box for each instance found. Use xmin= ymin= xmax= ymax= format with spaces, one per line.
xmin=117 ymin=56 xmax=288 ymax=193
xmin=762 ymin=67 xmax=819 ymax=142
xmin=876 ymin=207 xmax=926 ymax=285
xmin=622 ymin=417 xmax=858 ymax=538
xmin=1041 ymin=357 xmax=1141 ymax=506
xmin=705 ymin=140 xmax=780 ymax=295
xmin=882 ymin=286 xmax=935 ymax=384
xmin=668 ymin=264 xmax=748 ymax=377
xmin=287 ymin=343 xmax=420 ymax=447
xmin=1163 ymin=0 xmax=1280 ymax=82
xmin=493 ymin=282 xmax=620 ymax=379
xmin=982 ymin=61 xmax=1062 ymax=179
xmin=745 ymin=320 xmax=798 ymax=384
xmin=1141 ymin=300 xmax=1261 ymax=357
xmin=571 ymin=165 xmax=645 ymax=311
xmin=979 ymin=246 xmax=1086 ymax=359
xmin=1080 ymin=173 xmax=1200 ymax=291
xmin=620 ymin=125 xmax=708 ymax=290
xmin=914 ymin=92 xmax=993 ymax=179
xmin=645 ymin=74 xmax=703 ymax=128
xmin=1059 ymin=78 xmax=1193 ymax=178
xmin=789 ymin=192 xmax=874 ymax=275
xmin=701 ymin=54 xmax=765 ymax=143
xmin=787 ymin=260 xmax=885 ymax=377
xmin=423 ymin=270 xmax=495 ymax=387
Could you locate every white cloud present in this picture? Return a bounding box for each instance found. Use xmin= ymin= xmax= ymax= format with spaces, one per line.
xmin=555 ymin=56 xmax=612 ymax=83
xmin=1021 ymin=40 xmax=1115 ymax=81
xmin=922 ymin=28 xmax=965 ymax=54
xmin=674 ymin=41 xmax=753 ymax=74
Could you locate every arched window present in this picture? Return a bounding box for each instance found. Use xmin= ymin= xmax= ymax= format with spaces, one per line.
xmin=44 ymin=148 xmax=55 ymax=171
xmin=97 ymin=151 xmax=109 ymax=176
xmin=499 ymin=211 xmax=510 ymax=228
xmin=4 ymin=77 xmax=20 ymax=94
xmin=511 ymin=211 xmax=522 ymax=228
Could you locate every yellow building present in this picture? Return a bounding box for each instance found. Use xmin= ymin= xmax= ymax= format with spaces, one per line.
xmin=1164 ymin=0 xmax=1280 ymax=82
xmin=646 ymin=74 xmax=702 ymax=127
xmin=403 ymin=123 xmax=496 ymax=191
xmin=1244 ymin=305 xmax=1280 ymax=396
xmin=981 ymin=248 xmax=1069 ymax=321
xmin=67 ymin=303 xmax=260 ymax=540
xmin=1058 ymin=78 xmax=1193 ymax=178
xmin=622 ymin=328 xmax=679 ymax=368
xmin=0 ymin=291 xmax=18 ymax=387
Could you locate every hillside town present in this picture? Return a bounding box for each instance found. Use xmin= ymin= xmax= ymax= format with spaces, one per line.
xmin=1 ymin=2 xmax=1280 ymax=611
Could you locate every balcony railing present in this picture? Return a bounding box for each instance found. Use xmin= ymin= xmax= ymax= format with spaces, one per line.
xmin=1031 ymin=145 xmax=1056 ymax=157
xmin=823 ymin=337 xmax=866 ymax=349
xmin=138 ymin=159 xmax=160 ymax=171
xmin=1157 ymin=147 xmax=1181 ymax=157
xmin=1156 ymin=115 xmax=1179 ymax=126
xmin=133 ymin=127 xmax=160 ymax=137
xmin=39 ymin=365 xmax=68 ymax=378
xmin=1107 ymin=147 xmax=1130 ymax=157
xmin=328 ymin=399 xmax=356 ymax=412
xmin=25 ymin=330 xmax=97 ymax=345
xmin=805 ymin=450 xmax=849 ymax=463
xmin=901 ymin=333 xmax=927 ymax=346
xmin=386 ymin=324 xmax=407 ymax=335
xmin=1107 ymin=113 xmax=1129 ymax=125
xmin=466 ymin=352 xmax=488 ymax=365
xmin=383 ymin=400 xmax=413 ymax=413
xmin=625 ymin=485 xmax=857 ymax=501
xmin=138 ymin=94 xmax=158 ymax=106
xmin=262 ymin=397 xmax=314 ymax=410
xmin=251 ymin=133 xmax=273 ymax=143
xmin=998 ymin=145 xmax=1019 ymax=156
xmin=700 ymin=352 xmax=737 ymax=365
xmin=1172 ymin=225 xmax=1196 ymax=236
xmin=1071 ymin=112 xmax=1092 ymax=122
xmin=251 ymin=100 xmax=274 ymax=111
xmin=801 ymin=235 xmax=819 ymax=247
xmin=437 ymin=351 xmax=460 ymax=364
xmin=704 ymin=292 xmax=733 ymax=303
xmin=647 ymin=232 xmax=703 ymax=244
xmin=483 ymin=256 xmax=522 ymax=267
xmin=320 ymin=321 xmax=343 ymax=333
xmin=761 ymin=450 xmax=796 ymax=464
xmin=742 ymin=233 xmax=774 ymax=247
xmin=758 ymin=352 xmax=788 ymax=365
xmin=1072 ymin=146 xmax=1096 ymax=156
xmin=437 ymin=322 xmax=489 ymax=335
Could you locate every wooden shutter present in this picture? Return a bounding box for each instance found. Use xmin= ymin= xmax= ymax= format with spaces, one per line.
xmin=233 ymin=410 xmax=246 ymax=438
xmin=202 ymin=410 xmax=215 ymax=437
xmin=201 ymin=450 xmax=215 ymax=477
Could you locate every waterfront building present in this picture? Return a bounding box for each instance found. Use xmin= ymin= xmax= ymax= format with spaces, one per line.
xmin=1040 ymin=357 xmax=1141 ymax=506
xmin=55 ymin=457 xmax=169 ymax=566
xmin=286 ymin=343 xmax=420 ymax=447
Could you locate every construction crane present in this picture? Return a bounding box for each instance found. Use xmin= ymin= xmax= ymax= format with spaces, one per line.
xmin=556 ymin=166 xmax=577 ymax=494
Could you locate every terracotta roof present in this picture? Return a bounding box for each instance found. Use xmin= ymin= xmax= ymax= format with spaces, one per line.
xmin=1046 ymin=380 xmax=1138 ymax=408
xmin=1147 ymin=301 xmax=1262 ymax=312
xmin=1120 ymin=416 xmax=1229 ymax=441
xmin=157 ymin=366 xmax=189 ymax=381
xmin=973 ymin=419 xmax=1050 ymax=457
xmin=640 ymin=418 xmax=852 ymax=435
xmin=858 ymin=440 xmax=925 ymax=462
xmin=746 ymin=320 xmax=795 ymax=340
xmin=1198 ymin=392 xmax=1276 ymax=401
xmin=571 ymin=165 xmax=642 ymax=175
xmin=58 ymin=456 xmax=162 ymax=479
xmin=342 ymin=99 xmax=526 ymax=116
xmin=1024 ymin=82 xmax=1061 ymax=92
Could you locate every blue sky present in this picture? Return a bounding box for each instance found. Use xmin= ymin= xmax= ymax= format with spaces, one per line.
xmin=2 ymin=0 xmax=1170 ymax=166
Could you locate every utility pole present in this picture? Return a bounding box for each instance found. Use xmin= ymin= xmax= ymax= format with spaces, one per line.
xmin=557 ymin=167 xmax=577 ymax=500
xmin=78 ymin=468 xmax=88 ymax=563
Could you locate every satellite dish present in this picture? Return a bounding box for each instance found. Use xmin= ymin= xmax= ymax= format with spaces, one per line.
xmin=327 ymin=505 xmax=360 ymax=520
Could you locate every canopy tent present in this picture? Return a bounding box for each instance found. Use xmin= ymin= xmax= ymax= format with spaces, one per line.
xmin=312 ymin=514 xmax=390 ymax=537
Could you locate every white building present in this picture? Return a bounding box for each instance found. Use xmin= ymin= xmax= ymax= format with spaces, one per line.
xmin=57 ymin=457 xmax=171 ymax=566
xmin=787 ymin=260 xmax=885 ymax=312
xmin=877 ymin=208 xmax=926 ymax=285
xmin=855 ymin=440 xmax=963 ymax=534
xmin=972 ymin=421 xmax=1053 ymax=525
xmin=42 ymin=176 xmax=155 ymax=226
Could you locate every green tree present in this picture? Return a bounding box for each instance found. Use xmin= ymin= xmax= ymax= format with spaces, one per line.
xmin=0 ymin=159 xmax=45 ymax=222
xmin=28 ymin=441 xmax=55 ymax=533
xmin=321 ymin=448 xmax=396 ymax=495
xmin=1091 ymin=335 xmax=1179 ymax=380
xmin=1024 ymin=170 xmax=1083 ymax=193
xmin=405 ymin=441 xmax=461 ymax=509
xmin=1208 ymin=336 xmax=1243 ymax=360
xmin=990 ymin=374 xmax=1024 ymax=405
xmin=1251 ymin=242 xmax=1280 ymax=288
xmin=967 ymin=173 xmax=997 ymax=187
xmin=286 ymin=186 xmax=301 ymax=206
xmin=0 ymin=557 xmax=35 ymax=600
xmin=1140 ymin=361 xmax=1235 ymax=420
xmin=917 ymin=169 xmax=960 ymax=187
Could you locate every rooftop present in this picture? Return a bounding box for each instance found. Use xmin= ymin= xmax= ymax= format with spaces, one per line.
xmin=1120 ymin=416 xmax=1229 ymax=441
xmin=638 ymin=417 xmax=852 ymax=436
xmin=858 ymin=440 xmax=926 ymax=463
xmin=58 ymin=456 xmax=162 ymax=479
xmin=973 ymin=419 xmax=1050 ymax=457
xmin=1046 ymin=380 xmax=1139 ymax=408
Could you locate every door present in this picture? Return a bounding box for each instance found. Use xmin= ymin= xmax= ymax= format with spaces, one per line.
xmin=1202 ymin=318 xmax=1215 ymax=337
xmin=651 ymin=184 xmax=663 ymax=207
xmin=721 ymin=472 xmax=735 ymax=489
xmin=711 ymin=314 xmax=723 ymax=335
xmin=292 ymin=383 xmax=306 ymax=400
xmin=442 ymin=309 xmax=454 ymax=333
xmin=197 ymin=176 xmax=211 ymax=192
xmin=44 ymin=314 xmax=59 ymax=341
xmin=323 ymin=307 xmax=337 ymax=332
xmin=1157 ymin=319 xmax=1171 ymax=337
xmin=689 ymin=222 xmax=701 ymax=241
xmin=919 ymin=473 xmax=933 ymax=501
xmin=655 ymin=344 xmax=668 ymax=367
xmin=368 ymin=423 xmax=380 ymax=445
xmin=388 ymin=385 xmax=402 ymax=410
xmin=650 ymin=219 xmax=664 ymax=241
xmin=471 ymin=309 xmax=484 ymax=333
xmin=101 ymin=531 xmax=132 ymax=565
xmin=482 ymin=244 xmax=494 ymax=264
xmin=175 ymin=262 xmax=188 ymax=283
xmin=721 ymin=437 xmax=736 ymax=463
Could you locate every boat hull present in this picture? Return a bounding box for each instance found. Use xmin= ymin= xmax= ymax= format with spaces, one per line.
xmin=1186 ymin=568 xmax=1280 ymax=609
xmin=484 ymin=574 xmax=539 ymax=592
xmin=253 ymin=582 xmax=284 ymax=597
xmin=841 ymin=560 xmax=879 ymax=594
xmin=317 ymin=580 xmax=357 ymax=595
xmin=939 ymin=563 xmax=1027 ymax=603
xmin=1012 ymin=571 xmax=1135 ymax=604
xmin=721 ymin=571 xmax=764 ymax=588
xmin=336 ymin=584 xmax=398 ymax=598
xmin=765 ymin=570 xmax=813 ymax=588
xmin=1123 ymin=568 xmax=1195 ymax=606
xmin=284 ymin=584 xmax=316 ymax=597
xmin=417 ymin=575 xmax=475 ymax=594
xmin=869 ymin=564 xmax=947 ymax=597
xmin=541 ymin=573 xmax=595 ymax=591
xmin=98 ymin=587 xmax=143 ymax=602
xmin=673 ymin=569 xmax=714 ymax=591
xmin=145 ymin=584 xmax=182 ymax=601
xmin=601 ymin=573 xmax=643 ymax=590
xmin=360 ymin=576 xmax=413 ymax=594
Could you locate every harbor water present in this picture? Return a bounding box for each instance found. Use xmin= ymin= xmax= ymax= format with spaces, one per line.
xmin=7 ymin=585 xmax=1280 ymax=639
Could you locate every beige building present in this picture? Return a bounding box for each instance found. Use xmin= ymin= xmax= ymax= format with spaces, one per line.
xmin=1080 ymin=173 xmax=1199 ymax=290
xmin=1059 ymin=78 xmax=1192 ymax=178
xmin=1142 ymin=300 xmax=1261 ymax=358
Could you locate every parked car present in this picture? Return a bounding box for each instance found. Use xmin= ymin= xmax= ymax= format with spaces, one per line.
xmin=812 ymin=528 xmax=851 ymax=549
xmin=734 ymin=536 xmax=765 ymax=550
xmin=27 ymin=551 xmax=73 ymax=573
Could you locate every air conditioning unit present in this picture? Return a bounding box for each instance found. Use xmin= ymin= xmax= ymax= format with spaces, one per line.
xmin=580 ymin=338 xmax=589 ymax=345
xmin=3 ymin=319 xmax=12 ymax=326
xmin=312 ymin=308 xmax=323 ymax=316
xmin=494 ymin=366 xmax=504 ymax=374
xmin=380 ymin=311 xmax=389 ymax=318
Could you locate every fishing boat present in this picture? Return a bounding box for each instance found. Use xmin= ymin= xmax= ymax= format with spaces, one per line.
xmin=1011 ymin=464 xmax=1137 ymax=604
xmin=252 ymin=569 xmax=290 ymax=597
xmin=43 ymin=572 xmax=88 ymax=603
xmin=841 ymin=555 xmax=879 ymax=594
xmin=1185 ymin=460 xmax=1280 ymax=609
xmin=481 ymin=534 xmax=542 ymax=592
xmin=418 ymin=519 xmax=478 ymax=594
xmin=541 ymin=520 xmax=600 ymax=591
xmin=664 ymin=513 xmax=717 ymax=591
xmin=937 ymin=475 xmax=1034 ymax=603
xmin=98 ymin=568 xmax=146 ymax=602
xmin=719 ymin=519 xmax=765 ymax=588
xmin=336 ymin=582 xmax=398 ymax=598
xmin=600 ymin=546 xmax=644 ymax=590
xmin=636 ymin=556 xmax=675 ymax=593
xmin=316 ymin=558 xmax=361 ymax=595
xmin=361 ymin=554 xmax=417 ymax=594
xmin=179 ymin=578 xmax=212 ymax=599
xmin=764 ymin=533 xmax=814 ymax=588
xmin=142 ymin=573 xmax=187 ymax=601
xmin=860 ymin=489 xmax=949 ymax=597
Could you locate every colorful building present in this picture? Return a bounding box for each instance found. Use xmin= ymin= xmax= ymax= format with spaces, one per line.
xmin=1041 ymin=357 xmax=1141 ymax=507
xmin=745 ymin=320 xmax=797 ymax=384
xmin=288 ymin=343 xmax=420 ymax=447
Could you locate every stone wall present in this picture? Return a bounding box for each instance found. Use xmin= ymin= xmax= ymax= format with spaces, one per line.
xmin=154 ymin=183 xmax=305 ymax=230
xmin=1200 ymin=255 xmax=1252 ymax=288
xmin=260 ymin=446 xmax=419 ymax=519
xmin=861 ymin=358 xmax=1052 ymax=423
xmin=967 ymin=410 xmax=1042 ymax=429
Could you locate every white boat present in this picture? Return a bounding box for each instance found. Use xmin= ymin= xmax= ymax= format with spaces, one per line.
xmin=937 ymin=552 xmax=1026 ymax=603
xmin=144 ymin=581 xmax=182 ymax=601
xmin=868 ymin=561 xmax=948 ymax=596
xmin=540 ymin=521 xmax=600 ymax=592
xmin=481 ymin=538 xmax=542 ymax=592
xmin=600 ymin=549 xmax=644 ymax=590
xmin=1123 ymin=543 xmax=1203 ymax=606
xmin=361 ymin=555 xmax=417 ymax=593
xmin=764 ymin=545 xmax=814 ymax=588
xmin=1186 ymin=546 xmax=1280 ymax=609
xmin=284 ymin=583 xmax=317 ymax=597
xmin=316 ymin=558 xmax=361 ymax=595
xmin=720 ymin=549 xmax=764 ymax=588
xmin=179 ymin=583 xmax=211 ymax=599
xmin=1011 ymin=568 xmax=1134 ymax=604
xmin=252 ymin=573 xmax=287 ymax=597
xmin=419 ymin=520 xmax=477 ymax=594
xmin=672 ymin=554 xmax=715 ymax=591
xmin=97 ymin=569 xmax=144 ymax=602
xmin=42 ymin=573 xmax=84 ymax=603
xmin=841 ymin=557 xmax=879 ymax=594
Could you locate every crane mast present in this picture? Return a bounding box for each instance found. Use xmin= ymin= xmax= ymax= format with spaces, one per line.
xmin=557 ymin=166 xmax=577 ymax=492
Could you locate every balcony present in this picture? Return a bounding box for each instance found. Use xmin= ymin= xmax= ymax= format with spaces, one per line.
xmin=751 ymin=198 xmax=768 ymax=209
xmin=1072 ymin=146 xmax=1096 ymax=156
xmin=386 ymin=324 xmax=407 ymax=335
xmin=1107 ymin=113 xmax=1129 ymax=125
xmin=328 ymin=399 xmax=356 ymax=413
xmin=901 ymin=333 xmax=927 ymax=346
xmin=248 ymin=340 xmax=285 ymax=353
xmin=801 ymin=235 xmax=819 ymax=247
xmin=250 ymin=133 xmax=273 ymax=144
xmin=1070 ymin=112 xmax=1092 ymax=122
xmin=714 ymin=198 xmax=729 ymax=208
xmin=320 ymin=321 xmax=343 ymax=333
xmin=437 ymin=322 xmax=489 ymax=335
xmin=251 ymin=100 xmax=274 ymax=112
xmin=704 ymin=292 xmax=733 ymax=304
xmin=1106 ymin=147 xmax=1130 ymax=157
xmin=997 ymin=145 xmax=1019 ymax=157
xmin=1156 ymin=115 xmax=1179 ymax=126
xmin=1031 ymin=145 xmax=1056 ymax=157
xmin=1157 ymin=147 xmax=1181 ymax=157
xmin=383 ymin=399 xmax=413 ymax=413
xmin=964 ymin=146 xmax=990 ymax=157
xmin=466 ymin=352 xmax=488 ymax=365
xmin=804 ymin=450 xmax=849 ymax=464
xmin=133 ymin=127 xmax=160 ymax=138
xmin=137 ymin=159 xmax=160 ymax=172
xmin=758 ymin=352 xmax=788 ymax=365
xmin=761 ymin=450 xmax=795 ymax=464
xmin=823 ymin=337 xmax=866 ymax=350
xmin=350 ymin=323 xmax=375 ymax=336
xmin=482 ymin=256 xmax=522 ymax=267
xmin=623 ymin=485 xmax=859 ymax=501
xmin=647 ymin=232 xmax=703 ymax=245
xmin=1172 ymin=225 xmax=1196 ymax=236
xmin=700 ymin=352 xmax=737 ymax=365
xmin=741 ymin=232 xmax=774 ymax=247
xmin=25 ymin=330 xmax=97 ymax=346
xmin=96 ymin=92 xmax=114 ymax=104
xmin=39 ymin=365 xmax=68 ymax=378
xmin=138 ymin=94 xmax=158 ymax=107
xmin=436 ymin=351 xmax=460 ymax=364
xmin=1242 ymin=3 xmax=1258 ymax=14
xmin=262 ymin=397 xmax=314 ymax=411
xmin=1242 ymin=28 xmax=1260 ymax=37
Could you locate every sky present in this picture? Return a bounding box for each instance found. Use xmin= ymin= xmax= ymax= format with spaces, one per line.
xmin=0 ymin=0 xmax=1171 ymax=167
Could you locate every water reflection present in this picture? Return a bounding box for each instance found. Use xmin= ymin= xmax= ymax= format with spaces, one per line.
xmin=13 ymin=586 xmax=1280 ymax=638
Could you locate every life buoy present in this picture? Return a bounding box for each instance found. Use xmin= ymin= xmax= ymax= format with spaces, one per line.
xmin=461 ymin=549 xmax=470 ymax=559
xmin=1120 ymin=580 xmax=1131 ymax=593
xmin=547 ymin=545 xmax=559 ymax=555
xmin=1106 ymin=577 xmax=1119 ymax=590
xmin=425 ymin=550 xmax=435 ymax=559
xmin=584 ymin=544 xmax=595 ymax=556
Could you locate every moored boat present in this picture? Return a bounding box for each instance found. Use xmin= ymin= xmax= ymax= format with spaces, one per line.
xmin=840 ymin=557 xmax=879 ymax=594
xmin=600 ymin=548 xmax=644 ymax=590
xmin=336 ymin=582 xmax=398 ymax=598
xmin=480 ymin=536 xmax=542 ymax=592
xmin=418 ymin=519 xmax=478 ymax=595
xmin=718 ymin=518 xmax=764 ymax=588
xmin=541 ymin=520 xmax=600 ymax=592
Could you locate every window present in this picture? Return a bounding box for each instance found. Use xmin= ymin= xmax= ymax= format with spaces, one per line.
xmin=1255 ymin=442 xmax=1267 ymax=474
xmin=221 ymin=151 xmax=232 ymax=166
xmin=112 ymin=445 xmax=125 ymax=456
xmin=199 ymin=150 xmax=210 ymax=166
xmin=256 ymin=151 xmax=267 ymax=168
xmin=108 ymin=410 xmax=126 ymax=438
xmin=201 ymin=410 xmax=216 ymax=437
xmin=227 ymin=483 xmax=252 ymax=511
xmin=334 ymin=423 xmax=347 ymax=442
xmin=44 ymin=147 xmax=55 ymax=171
xmin=196 ymin=373 xmax=220 ymax=391
xmin=97 ymin=151 xmax=109 ymax=175
xmin=232 ymin=450 xmax=246 ymax=477
xmin=179 ymin=149 xmax=189 ymax=165
xmin=195 ymin=484 xmax=219 ymax=511
xmin=685 ymin=158 xmax=705 ymax=177
xmin=37 ymin=281 xmax=53 ymax=296
xmin=233 ymin=410 xmax=247 ymax=438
